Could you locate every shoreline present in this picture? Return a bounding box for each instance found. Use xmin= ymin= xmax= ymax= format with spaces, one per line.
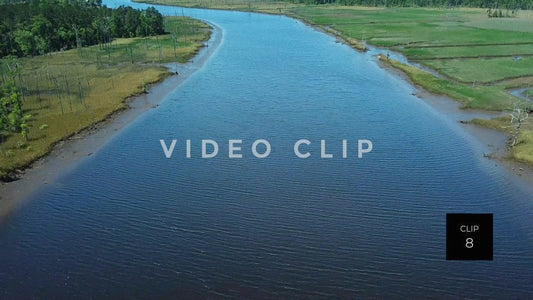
xmin=305 ymin=15 xmax=533 ymax=185
xmin=0 ymin=22 xmax=223 ymax=219
xmin=376 ymin=57 xmax=533 ymax=187
xmin=297 ymin=11 xmax=533 ymax=185
xmin=266 ymin=7 xmax=533 ymax=182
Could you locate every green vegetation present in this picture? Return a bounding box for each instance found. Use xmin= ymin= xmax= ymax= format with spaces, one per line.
xmin=136 ymin=0 xmax=533 ymax=9
xmin=470 ymin=114 xmax=533 ymax=164
xmin=512 ymin=130 xmax=533 ymax=164
xmin=293 ymin=6 xmax=533 ymax=82
xmin=470 ymin=115 xmax=514 ymax=133
xmin=136 ymin=0 xmax=303 ymax=14
xmin=378 ymin=55 xmax=525 ymax=110
xmin=0 ymin=0 xmax=165 ymax=57
xmin=0 ymin=71 xmax=32 ymax=142
xmin=423 ymin=57 xmax=533 ymax=83
xmin=401 ymin=45 xmax=533 ymax=60
xmin=0 ymin=16 xmax=211 ymax=179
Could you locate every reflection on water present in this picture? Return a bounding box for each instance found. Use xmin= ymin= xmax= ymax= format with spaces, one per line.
xmin=0 ymin=1 xmax=532 ymax=298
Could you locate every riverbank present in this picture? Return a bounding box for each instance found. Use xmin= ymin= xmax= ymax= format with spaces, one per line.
xmin=376 ymin=54 xmax=533 ymax=164
xmin=136 ymin=1 xmax=533 ymax=169
xmin=375 ymin=55 xmax=533 ymax=188
xmin=288 ymin=5 xmax=533 ymax=169
xmin=0 ymin=17 xmax=211 ymax=180
xmin=0 ymin=21 xmax=222 ymax=219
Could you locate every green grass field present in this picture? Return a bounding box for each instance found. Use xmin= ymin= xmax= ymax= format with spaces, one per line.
xmin=378 ymin=55 xmax=527 ymax=110
xmin=422 ymin=57 xmax=533 ymax=83
xmin=293 ymin=6 xmax=533 ymax=84
xmin=400 ymin=44 xmax=533 ymax=60
xmin=0 ymin=17 xmax=211 ymax=179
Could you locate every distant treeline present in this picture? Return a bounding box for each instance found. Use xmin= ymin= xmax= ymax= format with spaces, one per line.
xmin=301 ymin=0 xmax=533 ymax=9
xmin=0 ymin=0 xmax=164 ymax=57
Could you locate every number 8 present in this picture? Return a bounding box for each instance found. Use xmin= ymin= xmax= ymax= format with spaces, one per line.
xmin=466 ymin=238 xmax=474 ymax=249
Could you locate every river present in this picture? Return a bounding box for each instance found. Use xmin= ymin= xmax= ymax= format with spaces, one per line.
xmin=0 ymin=1 xmax=532 ymax=298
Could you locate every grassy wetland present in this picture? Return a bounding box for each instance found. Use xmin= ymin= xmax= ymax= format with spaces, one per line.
xmin=293 ymin=6 xmax=533 ymax=164
xmin=136 ymin=0 xmax=533 ymax=166
xmin=0 ymin=17 xmax=211 ymax=179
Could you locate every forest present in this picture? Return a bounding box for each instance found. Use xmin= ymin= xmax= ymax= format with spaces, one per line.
xmin=0 ymin=0 xmax=165 ymax=57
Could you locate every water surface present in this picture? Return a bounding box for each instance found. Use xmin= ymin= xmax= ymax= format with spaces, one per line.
xmin=1 ymin=1 xmax=532 ymax=298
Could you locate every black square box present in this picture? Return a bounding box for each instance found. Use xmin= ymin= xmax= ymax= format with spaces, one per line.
xmin=446 ymin=213 xmax=493 ymax=260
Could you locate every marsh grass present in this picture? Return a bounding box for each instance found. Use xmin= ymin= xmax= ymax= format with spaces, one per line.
xmin=292 ymin=6 xmax=533 ymax=84
xmin=423 ymin=57 xmax=533 ymax=83
xmin=380 ymin=56 xmax=528 ymax=110
xmin=523 ymin=88 xmax=533 ymax=98
xmin=135 ymin=0 xmax=302 ymax=14
xmin=471 ymin=115 xmax=533 ymax=165
xmin=0 ymin=17 xmax=210 ymax=178
xmin=512 ymin=130 xmax=533 ymax=165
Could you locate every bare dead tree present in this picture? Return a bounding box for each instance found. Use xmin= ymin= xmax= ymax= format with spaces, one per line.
xmin=509 ymin=103 xmax=529 ymax=147
xmin=52 ymin=77 xmax=64 ymax=115
xmin=72 ymin=24 xmax=82 ymax=50
xmin=171 ymin=30 xmax=178 ymax=58
xmin=63 ymin=74 xmax=73 ymax=112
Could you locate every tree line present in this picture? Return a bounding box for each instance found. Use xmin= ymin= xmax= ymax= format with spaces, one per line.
xmin=292 ymin=0 xmax=533 ymax=10
xmin=1 ymin=0 xmax=166 ymax=142
xmin=0 ymin=0 xmax=165 ymax=57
